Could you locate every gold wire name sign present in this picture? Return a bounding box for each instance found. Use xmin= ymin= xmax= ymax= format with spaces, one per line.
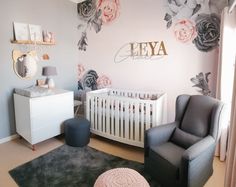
xmin=114 ymin=41 xmax=168 ymax=63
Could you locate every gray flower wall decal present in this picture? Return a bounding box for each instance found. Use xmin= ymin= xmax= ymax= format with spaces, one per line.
xmin=77 ymin=0 xmax=120 ymax=51
xmin=193 ymin=13 xmax=220 ymax=52
xmin=77 ymin=0 xmax=97 ymax=22
xmin=163 ymin=0 xmax=226 ymax=52
xmin=80 ymin=69 xmax=99 ymax=90
xmin=77 ymin=64 xmax=112 ymax=91
xmin=78 ymin=32 xmax=88 ymax=51
xmin=190 ymin=72 xmax=211 ymax=96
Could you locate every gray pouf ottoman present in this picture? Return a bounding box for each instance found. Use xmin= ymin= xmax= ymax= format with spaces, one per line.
xmin=64 ymin=117 xmax=91 ymax=147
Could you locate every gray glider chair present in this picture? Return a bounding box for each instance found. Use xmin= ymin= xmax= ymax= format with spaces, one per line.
xmin=144 ymin=95 xmax=224 ymax=187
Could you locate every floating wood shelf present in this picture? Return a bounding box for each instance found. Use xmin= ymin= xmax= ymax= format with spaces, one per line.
xmin=11 ymin=40 xmax=55 ymax=45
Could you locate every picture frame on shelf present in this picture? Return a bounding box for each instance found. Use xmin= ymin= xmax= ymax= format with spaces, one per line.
xmin=13 ymin=22 xmax=30 ymax=41
xmin=29 ymin=24 xmax=43 ymax=42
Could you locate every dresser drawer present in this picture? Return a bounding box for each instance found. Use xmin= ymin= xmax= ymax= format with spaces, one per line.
xmin=30 ymin=92 xmax=73 ymax=118
xmin=31 ymin=124 xmax=62 ymax=144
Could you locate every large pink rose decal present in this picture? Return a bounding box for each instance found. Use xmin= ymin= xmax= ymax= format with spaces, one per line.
xmin=96 ymin=75 xmax=112 ymax=89
xmin=97 ymin=0 xmax=120 ymax=24
xmin=173 ymin=19 xmax=197 ymax=43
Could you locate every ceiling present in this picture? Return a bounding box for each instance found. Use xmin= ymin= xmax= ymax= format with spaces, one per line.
xmin=69 ymin=0 xmax=86 ymax=3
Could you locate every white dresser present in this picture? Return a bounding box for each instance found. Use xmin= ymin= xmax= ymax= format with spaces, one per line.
xmin=14 ymin=89 xmax=74 ymax=150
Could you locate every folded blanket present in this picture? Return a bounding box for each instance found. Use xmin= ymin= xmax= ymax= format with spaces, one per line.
xmin=14 ymin=86 xmax=53 ymax=97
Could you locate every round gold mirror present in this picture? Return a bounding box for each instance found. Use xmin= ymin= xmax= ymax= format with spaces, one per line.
xmin=12 ymin=50 xmax=38 ymax=79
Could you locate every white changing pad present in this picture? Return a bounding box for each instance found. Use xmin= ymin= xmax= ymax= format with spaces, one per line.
xmin=14 ymin=86 xmax=53 ymax=98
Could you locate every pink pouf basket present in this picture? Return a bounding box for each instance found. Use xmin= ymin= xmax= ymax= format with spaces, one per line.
xmin=94 ymin=168 xmax=150 ymax=187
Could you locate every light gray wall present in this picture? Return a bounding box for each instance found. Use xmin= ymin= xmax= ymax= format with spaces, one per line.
xmin=0 ymin=0 xmax=79 ymax=139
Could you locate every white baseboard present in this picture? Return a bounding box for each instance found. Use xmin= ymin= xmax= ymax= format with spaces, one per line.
xmin=0 ymin=134 xmax=19 ymax=144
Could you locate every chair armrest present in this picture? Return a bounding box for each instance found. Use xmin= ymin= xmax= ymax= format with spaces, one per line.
xmin=182 ymin=135 xmax=215 ymax=161
xmin=144 ymin=122 xmax=177 ymax=156
xmin=181 ymin=136 xmax=216 ymax=186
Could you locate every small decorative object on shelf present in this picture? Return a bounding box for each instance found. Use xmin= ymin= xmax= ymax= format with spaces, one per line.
xmin=43 ymin=30 xmax=51 ymax=42
xmin=43 ymin=30 xmax=55 ymax=43
xmin=42 ymin=66 xmax=57 ymax=88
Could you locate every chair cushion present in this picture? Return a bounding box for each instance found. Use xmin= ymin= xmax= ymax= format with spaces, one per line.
xmin=181 ymin=95 xmax=216 ymax=137
xmin=151 ymin=142 xmax=185 ymax=167
xmin=149 ymin=142 xmax=185 ymax=180
xmin=170 ymin=128 xmax=201 ymax=149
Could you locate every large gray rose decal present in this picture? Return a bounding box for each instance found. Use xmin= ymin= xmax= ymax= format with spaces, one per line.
xmin=193 ymin=14 xmax=220 ymax=52
xmin=82 ymin=70 xmax=98 ymax=90
xmin=77 ymin=0 xmax=97 ymax=21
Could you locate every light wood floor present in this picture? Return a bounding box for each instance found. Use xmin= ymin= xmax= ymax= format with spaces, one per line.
xmin=0 ymin=135 xmax=225 ymax=187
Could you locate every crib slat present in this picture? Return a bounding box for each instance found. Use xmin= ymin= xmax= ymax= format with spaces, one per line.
xmin=145 ymin=103 xmax=151 ymax=130
xmin=130 ymin=101 xmax=133 ymax=140
xmin=111 ymin=99 xmax=114 ymax=135
xmin=91 ymin=97 xmax=95 ymax=130
xmin=115 ymin=100 xmax=120 ymax=137
xmin=120 ymin=101 xmax=124 ymax=138
xmin=134 ymin=101 xmax=140 ymax=142
xmin=124 ymin=101 xmax=129 ymax=139
xmin=86 ymin=96 xmax=91 ymax=121
xmin=151 ymin=102 xmax=156 ymax=128
xmin=106 ymin=98 xmax=110 ymax=134
xmin=94 ymin=97 xmax=98 ymax=130
xmin=98 ymin=97 xmax=102 ymax=131
xmin=140 ymin=102 xmax=145 ymax=142
xmin=102 ymin=98 xmax=106 ymax=132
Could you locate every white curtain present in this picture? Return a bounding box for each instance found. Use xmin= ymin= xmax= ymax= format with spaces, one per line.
xmin=225 ymin=57 xmax=236 ymax=187
xmin=215 ymin=7 xmax=236 ymax=161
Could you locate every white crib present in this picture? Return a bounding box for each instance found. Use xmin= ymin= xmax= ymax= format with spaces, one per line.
xmin=86 ymin=88 xmax=167 ymax=147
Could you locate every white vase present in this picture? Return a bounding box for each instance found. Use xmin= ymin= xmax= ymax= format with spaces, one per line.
xmin=47 ymin=78 xmax=55 ymax=88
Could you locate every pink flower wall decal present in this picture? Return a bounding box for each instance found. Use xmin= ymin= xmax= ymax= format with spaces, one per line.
xmin=96 ymin=75 xmax=112 ymax=89
xmin=173 ymin=19 xmax=197 ymax=43
xmin=77 ymin=64 xmax=85 ymax=80
xmin=97 ymin=0 xmax=120 ymax=24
